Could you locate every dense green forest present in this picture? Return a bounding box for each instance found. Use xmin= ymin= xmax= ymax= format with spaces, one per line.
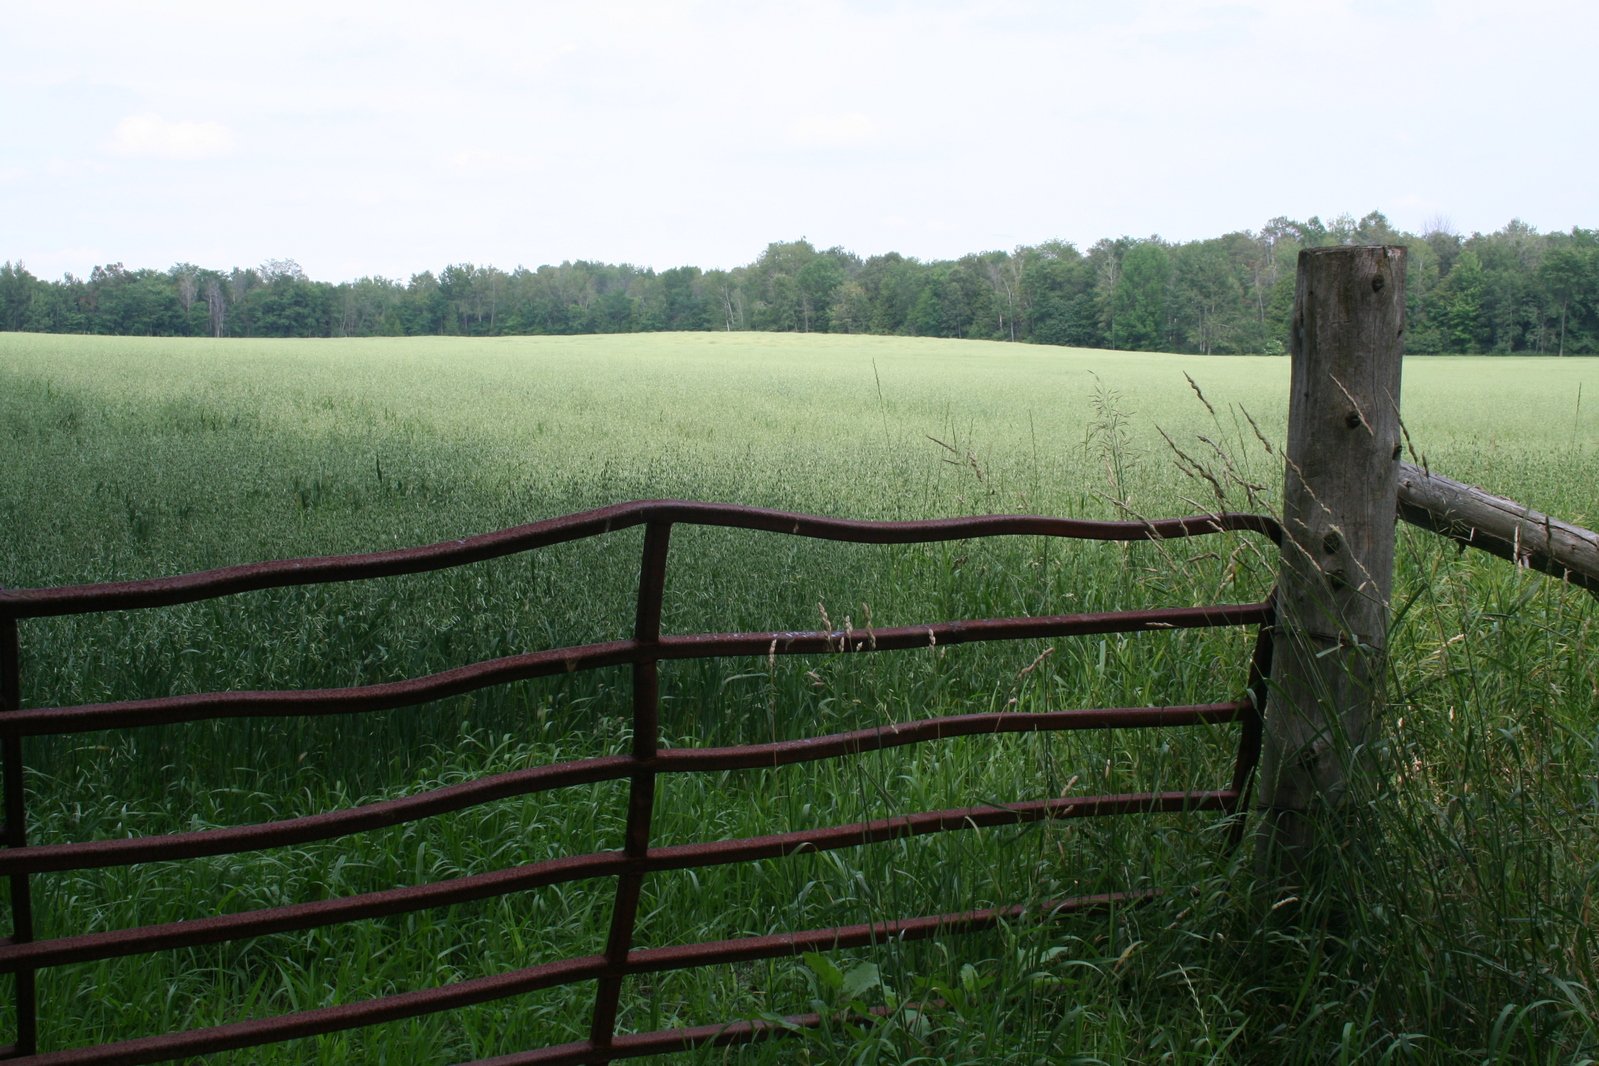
xmin=3 ymin=211 xmax=1596 ymax=354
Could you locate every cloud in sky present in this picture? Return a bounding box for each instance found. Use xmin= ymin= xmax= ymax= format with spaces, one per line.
xmin=447 ymin=149 xmax=546 ymax=175
xmin=785 ymin=113 xmax=880 ymax=150
xmin=107 ymin=114 xmax=236 ymax=160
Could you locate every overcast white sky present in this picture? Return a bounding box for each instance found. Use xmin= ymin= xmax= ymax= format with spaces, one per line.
xmin=4 ymin=0 xmax=1594 ymax=283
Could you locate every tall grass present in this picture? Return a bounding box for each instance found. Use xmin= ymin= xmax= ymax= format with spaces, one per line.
xmin=1 ymin=332 xmax=1596 ymax=1062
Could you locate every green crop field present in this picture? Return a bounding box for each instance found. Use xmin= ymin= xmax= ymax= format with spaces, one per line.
xmin=1 ymin=331 xmax=1597 ymax=1064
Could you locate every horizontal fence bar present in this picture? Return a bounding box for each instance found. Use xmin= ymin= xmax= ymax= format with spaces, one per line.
xmin=624 ymin=891 xmax=1157 ymax=975
xmin=659 ymin=603 xmax=1271 ymax=659
xmin=0 ymin=501 xmax=1280 ymax=619
xmin=653 ymin=700 xmax=1250 ymax=772
xmin=1 ymin=953 xmax=613 ymax=1066
xmin=645 ymin=789 xmax=1233 ymax=877
xmin=476 ymin=894 xmax=1164 ymax=1066
xmin=0 ymin=850 xmax=630 ymax=972
xmin=4 ymin=891 xmax=1156 ymax=1066
xmin=0 ymin=756 xmax=634 ymax=875
xmin=0 ymin=700 xmax=1248 ymax=876
xmin=0 ymin=788 xmax=1231 ymax=972
xmin=0 ymin=603 xmax=1270 ymax=737
xmin=0 ymin=640 xmax=635 ymax=737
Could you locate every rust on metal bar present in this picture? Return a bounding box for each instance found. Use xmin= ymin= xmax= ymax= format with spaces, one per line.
xmin=652 ymin=700 xmax=1253 ymax=772
xmin=0 ymin=699 xmax=1251 ymax=878
xmin=2 ymin=610 xmax=39 ymax=1057
xmin=1 ymin=893 xmax=1156 ymax=1066
xmin=0 ymin=501 xmax=1278 ymax=1064
xmin=0 ymin=501 xmax=1279 ymax=620
xmin=1230 ymin=615 xmax=1275 ymax=801
xmin=0 ymin=640 xmax=642 ymax=737
xmin=0 ymin=756 xmax=636 ymax=875
xmin=590 ymin=520 xmax=673 ymax=1047
xmin=0 ymin=788 xmax=1227 ymax=976
xmin=0 ymin=850 xmax=630 ymax=973
xmin=645 ymin=790 xmax=1236 ymax=875
xmin=0 ymin=955 xmax=613 ymax=1066
xmin=0 ymin=603 xmax=1270 ymax=738
xmin=460 ymin=893 xmax=1156 ymax=1066
xmin=660 ymin=603 xmax=1272 ymax=659
xmin=625 ymin=892 xmax=1156 ymax=974
xmin=1223 ymin=617 xmax=1275 ymax=853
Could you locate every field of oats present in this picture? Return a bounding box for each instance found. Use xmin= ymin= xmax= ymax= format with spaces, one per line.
xmin=1 ymin=331 xmax=1596 ymax=1064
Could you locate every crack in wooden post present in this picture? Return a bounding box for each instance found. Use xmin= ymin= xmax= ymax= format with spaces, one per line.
xmin=1254 ymin=246 xmax=1406 ymax=892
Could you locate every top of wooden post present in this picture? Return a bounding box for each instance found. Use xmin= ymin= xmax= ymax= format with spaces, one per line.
xmin=1283 ymin=245 xmax=1406 ymax=649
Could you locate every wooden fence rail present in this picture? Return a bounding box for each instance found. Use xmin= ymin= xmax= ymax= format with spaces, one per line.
xmin=1397 ymin=463 xmax=1599 ymax=597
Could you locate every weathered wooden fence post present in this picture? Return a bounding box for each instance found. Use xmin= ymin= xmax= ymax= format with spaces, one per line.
xmin=1255 ymin=245 xmax=1406 ymax=884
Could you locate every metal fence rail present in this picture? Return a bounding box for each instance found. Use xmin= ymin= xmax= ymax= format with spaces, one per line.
xmin=0 ymin=500 xmax=1280 ymax=1064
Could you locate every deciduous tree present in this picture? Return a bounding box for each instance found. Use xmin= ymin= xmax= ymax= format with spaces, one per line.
xmin=1109 ymin=241 xmax=1170 ymax=351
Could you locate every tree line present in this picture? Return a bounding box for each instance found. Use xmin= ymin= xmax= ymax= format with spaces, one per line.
xmin=3 ymin=212 xmax=1596 ymax=354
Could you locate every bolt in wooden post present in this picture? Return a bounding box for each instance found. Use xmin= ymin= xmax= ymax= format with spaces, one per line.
xmin=1255 ymin=245 xmax=1406 ymax=885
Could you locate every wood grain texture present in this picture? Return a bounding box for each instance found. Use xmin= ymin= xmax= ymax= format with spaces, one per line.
xmin=1256 ymin=246 xmax=1406 ymax=872
xmin=1397 ymin=462 xmax=1599 ymax=596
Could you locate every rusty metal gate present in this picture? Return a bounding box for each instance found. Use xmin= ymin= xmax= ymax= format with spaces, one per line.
xmin=0 ymin=500 xmax=1279 ymax=1064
